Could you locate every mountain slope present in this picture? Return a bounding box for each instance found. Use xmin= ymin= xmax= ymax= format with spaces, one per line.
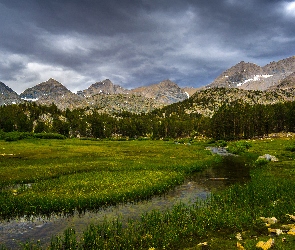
xmin=130 ymin=79 xmax=188 ymax=104
xmin=268 ymin=71 xmax=295 ymax=90
xmin=263 ymin=56 xmax=295 ymax=75
xmin=85 ymin=93 xmax=164 ymax=114
xmin=166 ymin=87 xmax=295 ymax=117
xmin=0 ymin=81 xmax=22 ymax=105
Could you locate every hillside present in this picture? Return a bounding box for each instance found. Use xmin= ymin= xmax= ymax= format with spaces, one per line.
xmin=20 ymin=78 xmax=72 ymax=100
xmin=85 ymin=93 xmax=164 ymax=113
xmin=164 ymin=87 xmax=295 ymax=117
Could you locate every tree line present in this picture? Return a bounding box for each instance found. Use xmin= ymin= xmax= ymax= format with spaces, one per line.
xmin=0 ymin=101 xmax=295 ymax=140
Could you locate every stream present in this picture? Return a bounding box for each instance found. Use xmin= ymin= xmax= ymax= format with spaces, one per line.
xmin=0 ymin=155 xmax=250 ymax=249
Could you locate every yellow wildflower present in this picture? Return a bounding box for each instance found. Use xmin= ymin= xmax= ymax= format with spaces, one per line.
xmin=256 ymin=238 xmax=274 ymax=250
xmin=237 ymin=242 xmax=245 ymax=249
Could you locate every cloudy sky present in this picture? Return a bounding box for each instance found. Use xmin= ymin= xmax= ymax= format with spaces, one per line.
xmin=1 ymin=0 xmax=295 ymax=93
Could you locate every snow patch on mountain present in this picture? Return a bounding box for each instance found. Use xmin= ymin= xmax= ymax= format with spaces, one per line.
xmin=237 ymin=75 xmax=273 ymax=87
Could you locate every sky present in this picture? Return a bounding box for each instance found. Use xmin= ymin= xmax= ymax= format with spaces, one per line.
xmin=1 ymin=0 xmax=295 ymax=94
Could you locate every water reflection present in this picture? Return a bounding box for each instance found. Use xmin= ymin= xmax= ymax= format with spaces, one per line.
xmin=0 ymin=156 xmax=250 ymax=249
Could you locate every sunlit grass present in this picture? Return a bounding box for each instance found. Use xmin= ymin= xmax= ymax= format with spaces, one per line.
xmin=0 ymin=138 xmax=214 ymax=219
xmin=1 ymin=170 xmax=183 ymax=218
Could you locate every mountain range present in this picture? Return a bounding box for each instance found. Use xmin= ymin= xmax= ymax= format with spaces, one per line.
xmin=2 ymin=78 xmax=193 ymax=112
xmin=1 ymin=55 xmax=295 ymax=113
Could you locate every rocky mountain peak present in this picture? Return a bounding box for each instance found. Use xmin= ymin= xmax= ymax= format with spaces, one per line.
xmin=207 ymin=61 xmax=264 ymax=89
xmin=18 ymin=79 xmax=87 ymax=110
xmin=82 ymin=79 xmax=127 ymax=96
xmin=20 ymin=78 xmax=71 ymax=100
xmin=206 ymin=56 xmax=295 ymax=91
xmin=158 ymin=79 xmax=178 ymax=88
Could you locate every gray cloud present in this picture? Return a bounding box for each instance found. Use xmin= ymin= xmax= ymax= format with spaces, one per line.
xmin=0 ymin=0 xmax=295 ymax=93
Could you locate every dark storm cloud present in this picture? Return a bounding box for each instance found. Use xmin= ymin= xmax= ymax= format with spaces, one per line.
xmin=0 ymin=0 xmax=294 ymax=93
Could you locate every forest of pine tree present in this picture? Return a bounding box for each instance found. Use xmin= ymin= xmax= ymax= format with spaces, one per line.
xmin=1 ymin=100 xmax=295 ymax=141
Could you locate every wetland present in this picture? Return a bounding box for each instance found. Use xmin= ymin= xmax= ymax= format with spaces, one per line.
xmin=1 ymin=138 xmax=295 ymax=249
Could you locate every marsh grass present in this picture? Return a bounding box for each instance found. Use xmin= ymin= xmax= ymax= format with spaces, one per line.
xmin=2 ymin=138 xmax=295 ymax=249
xmin=0 ymin=139 xmax=214 ymax=219
xmin=1 ymin=170 xmax=183 ymax=218
xmin=44 ymin=161 xmax=295 ymax=250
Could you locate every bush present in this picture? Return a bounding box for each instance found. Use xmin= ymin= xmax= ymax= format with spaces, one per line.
xmin=4 ymin=132 xmax=34 ymax=141
xmin=137 ymin=137 xmax=150 ymax=141
xmin=254 ymin=158 xmax=269 ymax=167
xmin=217 ymin=140 xmax=227 ymax=147
xmin=0 ymin=130 xmax=5 ymax=140
xmin=228 ymin=141 xmax=252 ymax=154
xmin=207 ymin=139 xmax=216 ymax=144
xmin=285 ymin=144 xmax=295 ymax=152
xmin=34 ymin=133 xmax=66 ymax=140
xmin=0 ymin=132 xmax=66 ymax=141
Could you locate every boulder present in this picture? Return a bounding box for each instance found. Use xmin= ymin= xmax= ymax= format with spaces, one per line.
xmin=258 ymin=154 xmax=278 ymax=162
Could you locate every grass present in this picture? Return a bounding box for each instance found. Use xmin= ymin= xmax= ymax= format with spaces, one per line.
xmin=1 ymin=137 xmax=295 ymax=249
xmin=0 ymin=138 xmax=215 ymax=219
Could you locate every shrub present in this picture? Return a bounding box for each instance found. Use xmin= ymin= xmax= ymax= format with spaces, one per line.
xmin=0 ymin=132 xmax=66 ymax=141
xmin=4 ymin=132 xmax=34 ymax=141
xmin=228 ymin=141 xmax=252 ymax=154
xmin=217 ymin=140 xmax=227 ymax=147
xmin=0 ymin=130 xmax=5 ymax=140
xmin=285 ymin=144 xmax=295 ymax=152
xmin=254 ymin=158 xmax=269 ymax=167
xmin=33 ymin=133 xmax=66 ymax=140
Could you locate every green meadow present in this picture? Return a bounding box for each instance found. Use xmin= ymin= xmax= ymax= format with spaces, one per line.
xmin=1 ymin=137 xmax=295 ymax=249
xmin=0 ymin=138 xmax=214 ymax=220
